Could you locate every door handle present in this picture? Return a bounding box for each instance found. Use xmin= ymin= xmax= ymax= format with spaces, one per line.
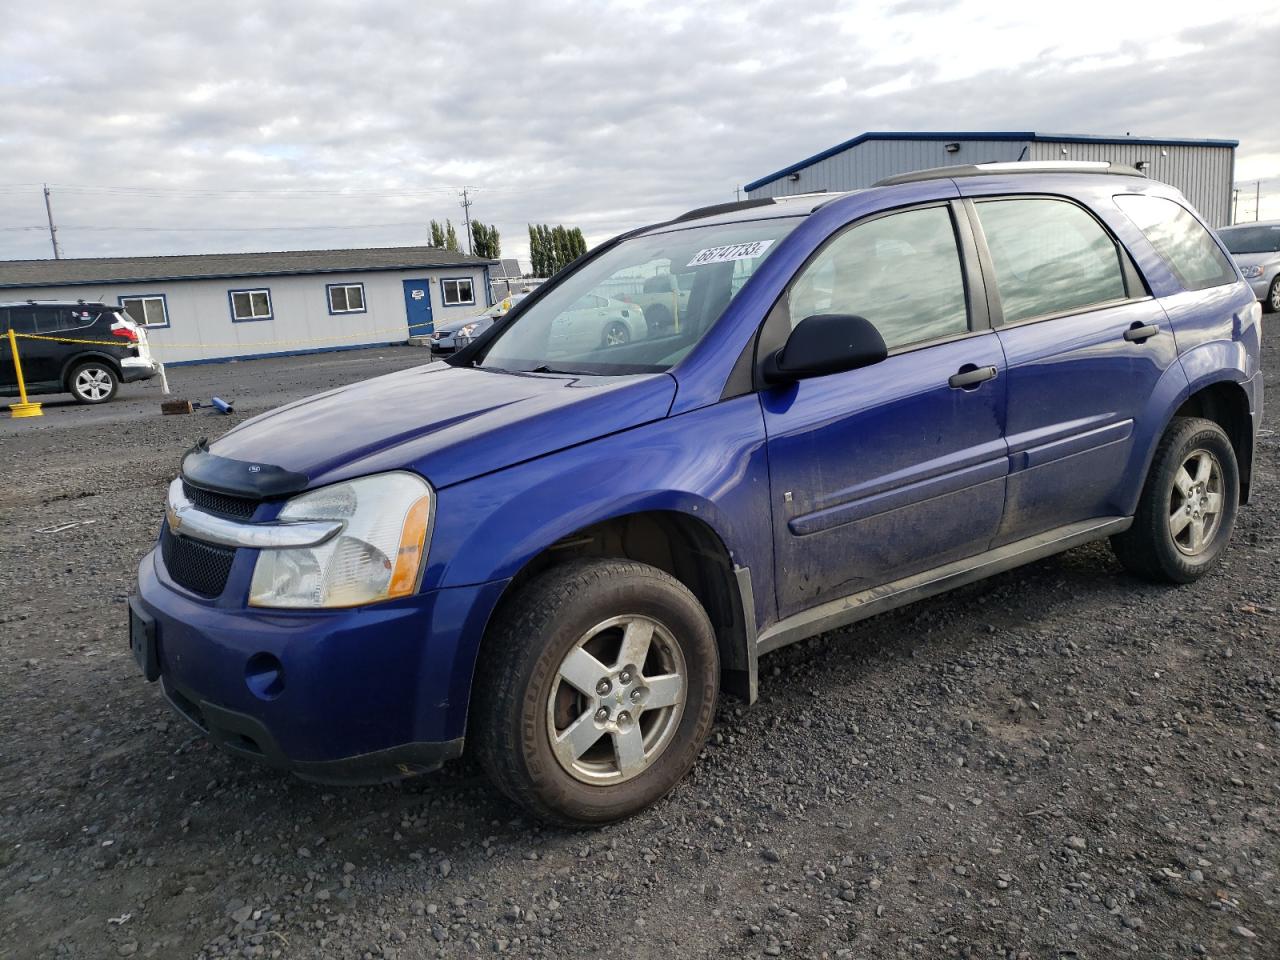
xmin=1123 ymin=322 xmax=1160 ymax=343
xmin=948 ymin=364 xmax=998 ymax=390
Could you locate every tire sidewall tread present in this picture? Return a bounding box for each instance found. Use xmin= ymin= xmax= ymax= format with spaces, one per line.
xmin=1112 ymin=416 xmax=1239 ymax=584
xmin=473 ymin=558 xmax=719 ymax=826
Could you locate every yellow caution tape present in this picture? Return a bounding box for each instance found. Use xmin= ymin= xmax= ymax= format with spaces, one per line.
xmin=10 ymin=320 xmax=436 ymax=352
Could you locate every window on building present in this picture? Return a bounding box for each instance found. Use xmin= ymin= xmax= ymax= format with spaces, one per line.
xmin=1113 ymin=194 xmax=1236 ymax=291
xmin=119 ymin=295 xmax=168 ymax=327
xmin=230 ymin=288 xmax=272 ymax=321
xmin=788 ymin=205 xmax=969 ymax=350
xmin=327 ymin=283 xmax=365 ymax=314
xmin=441 ymin=278 xmax=475 ymax=306
xmin=974 ymin=198 xmax=1128 ymax=324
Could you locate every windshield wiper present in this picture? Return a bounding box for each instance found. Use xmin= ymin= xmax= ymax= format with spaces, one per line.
xmin=528 ymin=364 xmax=583 ymax=375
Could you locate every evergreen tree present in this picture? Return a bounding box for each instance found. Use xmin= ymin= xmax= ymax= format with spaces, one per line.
xmin=572 ymin=227 xmax=587 ymax=258
xmin=528 ymin=225 xmax=540 ymax=277
xmin=429 ymin=220 xmax=446 ymax=248
xmin=444 ymin=220 xmax=461 ymax=253
xmin=471 ymin=221 xmax=501 ymax=260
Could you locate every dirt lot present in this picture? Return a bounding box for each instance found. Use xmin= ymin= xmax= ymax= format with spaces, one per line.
xmin=1 ymin=343 xmax=1277 ymax=960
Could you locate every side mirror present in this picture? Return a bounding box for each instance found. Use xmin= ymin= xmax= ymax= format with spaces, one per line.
xmin=763 ymin=314 xmax=888 ymax=384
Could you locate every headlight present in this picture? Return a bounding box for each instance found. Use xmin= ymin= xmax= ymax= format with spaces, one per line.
xmin=249 ymin=472 xmax=433 ymax=608
xmin=458 ymin=322 xmax=478 ymax=338
xmin=1240 ymin=264 xmax=1264 ymax=279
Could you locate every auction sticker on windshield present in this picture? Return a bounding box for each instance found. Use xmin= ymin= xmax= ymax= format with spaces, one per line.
xmin=687 ymin=239 xmax=775 ymax=267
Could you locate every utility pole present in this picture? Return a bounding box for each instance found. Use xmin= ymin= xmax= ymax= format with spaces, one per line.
xmin=1232 ymin=188 xmax=1239 ymax=225
xmin=43 ymin=184 xmax=61 ymax=259
xmin=459 ymin=187 xmax=474 ymax=255
xmin=1256 ymin=180 xmax=1262 ymax=222
xmin=735 ymin=185 xmax=741 ymax=201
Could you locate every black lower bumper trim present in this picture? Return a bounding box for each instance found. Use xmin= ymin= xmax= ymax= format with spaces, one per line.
xmin=161 ymin=678 xmax=464 ymax=786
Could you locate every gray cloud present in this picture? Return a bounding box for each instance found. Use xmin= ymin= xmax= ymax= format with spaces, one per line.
xmin=1 ymin=1 xmax=1276 ymax=263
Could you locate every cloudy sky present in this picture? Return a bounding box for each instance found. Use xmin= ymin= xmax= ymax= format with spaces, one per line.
xmin=2 ymin=0 xmax=1278 ymax=265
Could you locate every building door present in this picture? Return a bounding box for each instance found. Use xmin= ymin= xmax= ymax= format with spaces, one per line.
xmin=402 ymin=279 xmax=434 ymax=336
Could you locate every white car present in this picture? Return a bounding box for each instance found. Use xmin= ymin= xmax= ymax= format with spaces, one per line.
xmin=547 ymin=294 xmax=647 ymax=355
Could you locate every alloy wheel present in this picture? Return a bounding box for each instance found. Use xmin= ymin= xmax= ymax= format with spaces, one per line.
xmin=1270 ymin=278 xmax=1280 ymax=313
xmin=74 ymin=367 xmax=113 ymax=401
xmin=546 ymin=614 xmax=687 ymax=785
xmin=1168 ymin=448 xmax=1224 ymax=556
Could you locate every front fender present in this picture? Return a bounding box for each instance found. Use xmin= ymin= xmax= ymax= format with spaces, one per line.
xmin=423 ymin=394 xmax=774 ymax=629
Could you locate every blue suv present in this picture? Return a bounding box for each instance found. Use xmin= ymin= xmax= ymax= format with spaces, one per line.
xmin=131 ymin=162 xmax=1263 ymax=824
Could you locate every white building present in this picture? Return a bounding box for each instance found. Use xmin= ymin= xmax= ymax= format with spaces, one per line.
xmin=0 ymin=246 xmax=496 ymax=365
xmin=745 ymin=131 xmax=1238 ymax=227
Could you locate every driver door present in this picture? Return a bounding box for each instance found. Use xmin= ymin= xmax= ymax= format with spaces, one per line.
xmin=761 ymin=202 xmax=1009 ymax=618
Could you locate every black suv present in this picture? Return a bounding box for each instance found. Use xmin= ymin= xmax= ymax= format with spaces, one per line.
xmin=1 ymin=301 xmax=158 ymax=404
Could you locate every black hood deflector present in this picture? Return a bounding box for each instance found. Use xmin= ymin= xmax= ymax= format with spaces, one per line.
xmin=181 ymin=438 xmax=309 ymax=500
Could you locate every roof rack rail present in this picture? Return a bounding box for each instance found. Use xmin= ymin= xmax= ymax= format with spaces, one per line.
xmin=673 ymin=197 xmax=775 ymax=223
xmin=874 ymin=160 xmax=1145 ymax=187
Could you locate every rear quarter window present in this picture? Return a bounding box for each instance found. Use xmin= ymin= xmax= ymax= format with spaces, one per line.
xmin=1113 ymin=194 xmax=1236 ymax=292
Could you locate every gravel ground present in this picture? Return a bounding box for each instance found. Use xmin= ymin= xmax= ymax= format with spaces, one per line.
xmin=1 ymin=342 xmax=1277 ymax=960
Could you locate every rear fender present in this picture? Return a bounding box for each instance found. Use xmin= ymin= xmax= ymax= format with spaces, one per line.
xmin=60 ymin=350 xmax=125 ymax=388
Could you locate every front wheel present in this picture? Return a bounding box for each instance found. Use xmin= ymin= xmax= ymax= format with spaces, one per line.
xmin=473 ymin=559 xmax=719 ymax=826
xmin=1267 ymin=276 xmax=1280 ymax=314
xmin=1110 ymin=417 xmax=1239 ymax=583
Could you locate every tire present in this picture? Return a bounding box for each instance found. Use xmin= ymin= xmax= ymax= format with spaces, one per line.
xmin=472 ymin=558 xmax=719 ymax=826
xmin=643 ymin=303 xmax=674 ymax=335
xmin=602 ymin=321 xmax=631 ymax=347
xmin=1110 ymin=417 xmax=1239 ymax=584
xmin=1266 ymin=276 xmax=1280 ymax=314
xmin=68 ymin=361 xmax=119 ymax=404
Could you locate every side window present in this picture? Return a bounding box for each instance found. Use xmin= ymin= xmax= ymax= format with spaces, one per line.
xmin=788 ymin=205 xmax=969 ymax=350
xmin=8 ymin=308 xmax=37 ymax=334
xmin=1113 ymin=194 xmax=1236 ymax=291
xmin=975 ymin=198 xmax=1128 ymax=324
xmin=34 ymin=307 xmax=67 ymax=334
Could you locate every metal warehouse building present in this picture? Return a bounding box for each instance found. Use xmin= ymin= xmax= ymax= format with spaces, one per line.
xmin=0 ymin=246 xmax=496 ymax=365
xmin=744 ymin=131 xmax=1237 ymax=226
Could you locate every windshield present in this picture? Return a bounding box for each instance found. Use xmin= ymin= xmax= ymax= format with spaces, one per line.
xmin=478 ymin=218 xmax=800 ymax=374
xmin=1219 ymin=225 xmax=1280 ymax=254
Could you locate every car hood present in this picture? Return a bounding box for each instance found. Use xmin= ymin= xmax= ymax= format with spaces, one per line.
xmin=211 ymin=361 xmax=677 ymax=490
xmin=1231 ymin=252 xmax=1280 ymax=269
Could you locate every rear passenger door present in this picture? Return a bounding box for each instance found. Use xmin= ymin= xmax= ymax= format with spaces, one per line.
xmin=965 ymin=194 xmax=1178 ymax=545
xmin=5 ymin=306 xmax=67 ymax=385
xmin=762 ymin=202 xmax=1009 ymax=619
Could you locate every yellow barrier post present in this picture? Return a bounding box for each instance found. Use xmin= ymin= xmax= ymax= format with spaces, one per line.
xmin=7 ymin=328 xmax=42 ymax=418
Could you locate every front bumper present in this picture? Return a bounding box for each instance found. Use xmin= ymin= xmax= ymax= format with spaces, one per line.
xmin=134 ymin=546 xmax=508 ymax=784
xmin=1245 ymin=272 xmax=1277 ymax=302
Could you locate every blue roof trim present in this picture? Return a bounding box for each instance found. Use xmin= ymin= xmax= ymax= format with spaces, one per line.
xmin=743 ymin=131 xmax=1240 ymax=192
xmin=0 ymin=262 xmax=489 ymax=291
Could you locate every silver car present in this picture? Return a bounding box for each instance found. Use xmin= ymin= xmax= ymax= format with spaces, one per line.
xmin=1218 ymin=221 xmax=1280 ymax=313
xmin=430 ymin=295 xmax=527 ymax=355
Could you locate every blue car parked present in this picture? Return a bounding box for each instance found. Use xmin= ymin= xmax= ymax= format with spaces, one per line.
xmin=131 ymin=161 xmax=1263 ymax=824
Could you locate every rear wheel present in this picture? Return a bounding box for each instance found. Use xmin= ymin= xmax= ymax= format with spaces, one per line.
xmin=643 ymin=303 xmax=674 ymax=335
xmin=1110 ymin=417 xmax=1238 ymax=583
xmin=473 ymin=559 xmax=719 ymax=826
xmin=68 ymin=361 xmax=119 ymax=404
